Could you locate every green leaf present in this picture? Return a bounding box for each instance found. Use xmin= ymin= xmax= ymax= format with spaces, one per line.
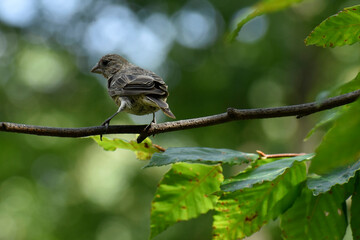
xmin=310 ymin=99 xmax=360 ymax=174
xmin=150 ymin=163 xmax=223 ymax=239
xmin=306 ymin=72 xmax=360 ymax=140
xmin=280 ymin=187 xmax=348 ymax=240
xmin=145 ymin=147 xmax=258 ymax=168
xmin=307 ymin=160 xmax=360 ymax=196
xmin=221 ymin=154 xmax=313 ymax=192
xmin=91 ymin=136 xmax=161 ymax=160
xmin=304 ymin=111 xmax=340 ymax=141
xmin=228 ymin=0 xmax=303 ymax=42
xmin=305 ymin=5 xmax=360 ymax=47
xmin=330 ymin=72 xmax=360 ymax=97
xmin=248 ymin=156 xmax=280 ymax=169
xmin=212 ymin=161 xmax=306 ymax=239
xmin=351 ymin=174 xmax=360 ymax=239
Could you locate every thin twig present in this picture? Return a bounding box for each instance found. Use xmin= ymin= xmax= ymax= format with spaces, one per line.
xmin=1 ymin=89 xmax=359 ymax=143
xmin=256 ymin=150 xmax=307 ymax=159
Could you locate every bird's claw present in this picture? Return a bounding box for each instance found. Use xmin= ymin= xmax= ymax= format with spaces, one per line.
xmin=144 ymin=120 xmax=157 ymax=138
xmin=145 ymin=121 xmax=153 ymax=132
xmin=100 ymin=121 xmax=110 ymax=141
xmin=101 ymin=120 xmax=110 ymax=127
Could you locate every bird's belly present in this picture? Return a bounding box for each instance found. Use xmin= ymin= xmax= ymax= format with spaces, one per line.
xmin=112 ymin=96 xmax=159 ymax=115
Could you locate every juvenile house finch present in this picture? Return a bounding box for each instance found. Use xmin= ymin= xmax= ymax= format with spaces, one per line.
xmin=91 ymin=54 xmax=175 ymax=131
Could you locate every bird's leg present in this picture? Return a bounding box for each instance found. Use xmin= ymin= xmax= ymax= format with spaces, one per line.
xmin=100 ymin=101 xmax=126 ymax=140
xmin=152 ymin=112 xmax=156 ymax=124
xmin=145 ymin=112 xmax=156 ymax=132
xmin=101 ymin=111 xmax=119 ymax=127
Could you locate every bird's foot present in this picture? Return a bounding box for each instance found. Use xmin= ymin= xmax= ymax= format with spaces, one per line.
xmin=100 ymin=120 xmax=110 ymax=141
xmin=101 ymin=119 xmax=111 ymax=127
xmin=144 ymin=119 xmax=156 ymax=137
xmin=144 ymin=122 xmax=153 ymax=132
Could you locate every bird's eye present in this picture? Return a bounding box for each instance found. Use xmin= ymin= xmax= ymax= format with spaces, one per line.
xmin=102 ymin=60 xmax=110 ymax=66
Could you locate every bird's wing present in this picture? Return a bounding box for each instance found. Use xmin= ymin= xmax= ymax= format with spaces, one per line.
xmin=108 ymin=74 xmax=168 ymax=97
xmin=125 ymin=66 xmax=168 ymax=92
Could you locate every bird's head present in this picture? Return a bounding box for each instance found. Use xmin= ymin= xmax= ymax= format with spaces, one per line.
xmin=91 ymin=54 xmax=129 ymax=78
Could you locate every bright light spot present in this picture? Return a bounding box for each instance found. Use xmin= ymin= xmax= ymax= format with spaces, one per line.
xmin=84 ymin=5 xmax=175 ymax=70
xmin=77 ymin=146 xmax=140 ymax=208
xmin=0 ymin=0 xmax=37 ymax=27
xmin=125 ymin=25 xmax=166 ymax=69
xmin=0 ymin=213 xmax=17 ymax=239
xmin=0 ymin=177 xmax=35 ymax=238
xmin=18 ymin=48 xmax=66 ymax=92
xmin=232 ymin=8 xmax=268 ymax=43
xmin=0 ymin=178 xmax=34 ymax=213
xmin=145 ymin=13 xmax=176 ymax=49
xmin=261 ymin=117 xmax=298 ymax=141
xmin=84 ymin=5 xmax=140 ymax=55
xmin=40 ymin=0 xmax=82 ymax=23
xmin=174 ymin=9 xmax=217 ymax=48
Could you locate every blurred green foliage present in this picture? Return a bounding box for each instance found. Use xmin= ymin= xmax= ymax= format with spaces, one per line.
xmin=0 ymin=0 xmax=359 ymax=239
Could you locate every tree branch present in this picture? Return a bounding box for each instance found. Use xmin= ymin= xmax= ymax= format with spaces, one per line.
xmin=1 ymin=90 xmax=359 ymax=143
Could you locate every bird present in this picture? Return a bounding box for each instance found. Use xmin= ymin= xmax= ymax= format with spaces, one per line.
xmin=91 ymin=54 xmax=175 ymax=134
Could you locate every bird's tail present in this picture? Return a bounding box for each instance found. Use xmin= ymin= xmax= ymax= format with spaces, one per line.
xmin=146 ymin=96 xmax=176 ymax=119
xmin=161 ymin=107 xmax=176 ymax=119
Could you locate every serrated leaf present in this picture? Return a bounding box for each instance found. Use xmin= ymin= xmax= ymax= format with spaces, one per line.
xmin=221 ymin=154 xmax=313 ymax=192
xmin=305 ymin=5 xmax=360 ymax=47
xmin=280 ymin=187 xmax=347 ymax=240
xmin=351 ymin=173 xmax=360 ymax=239
xmin=145 ymin=147 xmax=258 ymax=168
xmin=309 ymin=99 xmax=360 ymax=174
xmin=228 ymin=0 xmax=302 ymax=42
xmin=150 ymin=163 xmax=223 ymax=239
xmin=212 ymin=161 xmax=306 ymax=239
xmin=91 ymin=136 xmax=161 ymax=160
xmin=307 ymin=160 xmax=360 ymax=196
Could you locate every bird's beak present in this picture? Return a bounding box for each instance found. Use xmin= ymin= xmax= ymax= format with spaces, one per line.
xmin=91 ymin=63 xmax=102 ymax=74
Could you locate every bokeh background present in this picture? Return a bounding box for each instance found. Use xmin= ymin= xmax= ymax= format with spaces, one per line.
xmin=0 ymin=0 xmax=359 ymax=239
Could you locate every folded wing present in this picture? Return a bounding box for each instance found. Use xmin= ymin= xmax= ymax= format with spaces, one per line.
xmin=108 ymin=74 xmax=168 ymax=97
